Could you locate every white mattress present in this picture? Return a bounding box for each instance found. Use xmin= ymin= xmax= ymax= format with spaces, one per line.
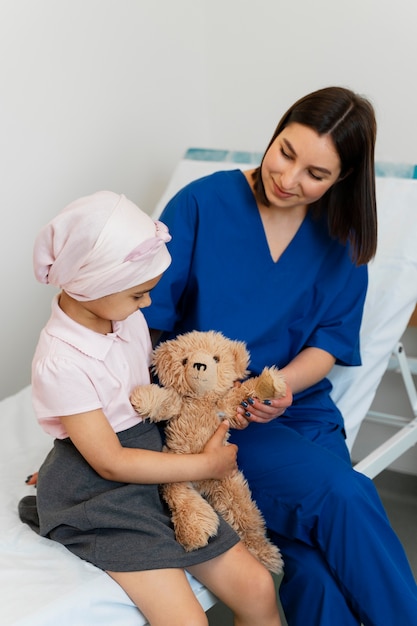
xmin=0 ymin=386 xmax=125 ymax=625
xmin=0 ymin=372 xmax=216 ymax=624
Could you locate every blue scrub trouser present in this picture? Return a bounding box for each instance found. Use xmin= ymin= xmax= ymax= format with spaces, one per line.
xmin=230 ymin=420 xmax=417 ymax=626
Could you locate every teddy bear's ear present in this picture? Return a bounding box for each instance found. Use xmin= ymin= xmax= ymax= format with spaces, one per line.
xmin=152 ymin=339 xmax=186 ymax=389
xmin=231 ymin=340 xmax=250 ymax=379
xmin=152 ymin=341 xmax=173 ymax=382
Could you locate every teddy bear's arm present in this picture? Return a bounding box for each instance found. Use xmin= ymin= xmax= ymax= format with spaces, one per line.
xmin=130 ymin=384 xmax=183 ymax=422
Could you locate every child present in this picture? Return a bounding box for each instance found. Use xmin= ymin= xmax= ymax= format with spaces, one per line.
xmin=20 ymin=191 xmax=282 ymax=626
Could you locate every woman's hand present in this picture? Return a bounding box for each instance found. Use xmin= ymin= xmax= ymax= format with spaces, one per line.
xmin=234 ymin=348 xmax=335 ymax=429
xmin=235 ymin=383 xmax=293 ymax=428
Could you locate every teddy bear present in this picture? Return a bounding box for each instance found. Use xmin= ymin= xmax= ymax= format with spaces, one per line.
xmin=130 ymin=330 xmax=286 ymax=574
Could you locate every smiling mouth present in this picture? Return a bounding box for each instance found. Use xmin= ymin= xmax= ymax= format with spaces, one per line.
xmin=273 ymin=181 xmax=294 ymax=198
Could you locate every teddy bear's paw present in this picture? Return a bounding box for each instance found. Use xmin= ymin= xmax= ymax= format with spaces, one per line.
xmin=252 ymin=540 xmax=284 ymax=575
xmin=172 ymin=498 xmax=220 ymax=551
xmin=243 ymin=367 xmax=285 ymax=402
xmin=173 ymin=504 xmax=220 ymax=551
xmin=261 ymin=367 xmax=287 ymax=399
xmin=163 ymin=482 xmax=220 ymax=551
xmin=258 ymin=544 xmax=284 ymax=574
xmin=130 ymin=385 xmax=182 ymax=422
xmin=130 ymin=385 xmax=157 ymax=418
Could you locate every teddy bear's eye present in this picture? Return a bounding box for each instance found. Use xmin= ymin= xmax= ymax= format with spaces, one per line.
xmin=182 ymin=358 xmax=188 ymax=366
xmin=213 ymin=356 xmax=220 ymax=363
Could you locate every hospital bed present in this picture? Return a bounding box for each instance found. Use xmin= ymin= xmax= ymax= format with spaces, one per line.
xmin=1 ymin=149 xmax=416 ymax=625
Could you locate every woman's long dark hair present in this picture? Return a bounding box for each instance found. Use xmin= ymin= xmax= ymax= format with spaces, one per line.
xmin=252 ymin=87 xmax=377 ymax=265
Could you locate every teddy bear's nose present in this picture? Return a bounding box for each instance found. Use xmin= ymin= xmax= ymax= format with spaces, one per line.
xmin=193 ymin=362 xmax=207 ymax=372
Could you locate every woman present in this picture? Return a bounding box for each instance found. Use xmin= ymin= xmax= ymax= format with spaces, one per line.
xmin=144 ymin=87 xmax=417 ymax=625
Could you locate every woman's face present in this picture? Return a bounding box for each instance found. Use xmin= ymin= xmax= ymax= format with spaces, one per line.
xmin=261 ymin=122 xmax=342 ymax=210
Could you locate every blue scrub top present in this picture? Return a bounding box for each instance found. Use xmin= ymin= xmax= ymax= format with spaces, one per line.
xmin=144 ymin=170 xmax=368 ymax=429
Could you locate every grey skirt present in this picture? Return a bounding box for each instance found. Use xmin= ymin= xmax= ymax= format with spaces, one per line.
xmin=36 ymin=420 xmax=239 ymax=572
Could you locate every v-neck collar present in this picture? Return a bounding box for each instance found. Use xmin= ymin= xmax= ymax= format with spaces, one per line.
xmin=237 ymin=170 xmax=310 ymax=265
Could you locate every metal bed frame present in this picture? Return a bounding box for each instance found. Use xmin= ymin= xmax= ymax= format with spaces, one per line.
xmin=355 ymin=339 xmax=417 ymax=478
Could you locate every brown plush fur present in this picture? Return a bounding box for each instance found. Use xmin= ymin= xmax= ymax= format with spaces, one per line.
xmin=130 ymin=330 xmax=285 ymax=574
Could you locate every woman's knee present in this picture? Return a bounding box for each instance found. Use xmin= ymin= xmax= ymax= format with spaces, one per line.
xmin=324 ymin=465 xmax=380 ymax=513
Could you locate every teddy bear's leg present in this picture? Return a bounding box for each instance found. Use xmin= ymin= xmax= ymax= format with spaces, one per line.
xmin=162 ymin=482 xmax=220 ymax=551
xmin=201 ymin=474 xmax=284 ymax=574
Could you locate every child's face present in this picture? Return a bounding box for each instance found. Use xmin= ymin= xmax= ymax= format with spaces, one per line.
xmin=84 ymin=274 xmax=162 ymax=322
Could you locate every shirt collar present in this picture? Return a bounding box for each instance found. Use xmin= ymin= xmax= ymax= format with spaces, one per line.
xmin=45 ymin=295 xmax=131 ymax=360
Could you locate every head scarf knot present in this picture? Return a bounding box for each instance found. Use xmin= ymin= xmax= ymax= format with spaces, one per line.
xmin=33 ymin=190 xmax=172 ymax=301
xmin=124 ymin=221 xmax=171 ymax=262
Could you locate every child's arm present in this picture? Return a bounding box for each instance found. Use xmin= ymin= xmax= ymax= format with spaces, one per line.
xmin=59 ymin=410 xmax=236 ymax=484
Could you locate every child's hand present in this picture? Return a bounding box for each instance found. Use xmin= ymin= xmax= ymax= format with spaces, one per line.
xmin=25 ymin=472 xmax=39 ymax=486
xmin=202 ymin=421 xmax=238 ymax=480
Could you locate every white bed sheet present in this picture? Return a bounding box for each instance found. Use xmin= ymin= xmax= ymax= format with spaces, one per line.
xmin=0 ymin=386 xmax=216 ymax=626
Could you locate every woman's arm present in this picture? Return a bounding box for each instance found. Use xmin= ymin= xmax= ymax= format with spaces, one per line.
xmin=60 ymin=410 xmax=237 ymax=484
xmin=279 ymin=346 xmax=336 ymax=394
xmin=236 ymin=347 xmax=335 ymax=426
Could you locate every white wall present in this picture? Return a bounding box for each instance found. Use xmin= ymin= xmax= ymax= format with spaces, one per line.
xmin=203 ymin=0 xmax=417 ymax=163
xmin=1 ymin=0 xmax=417 ymax=403
xmin=0 ymin=0 xmax=210 ymax=398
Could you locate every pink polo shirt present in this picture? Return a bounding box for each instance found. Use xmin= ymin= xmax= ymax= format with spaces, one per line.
xmin=32 ymin=296 xmax=152 ymax=439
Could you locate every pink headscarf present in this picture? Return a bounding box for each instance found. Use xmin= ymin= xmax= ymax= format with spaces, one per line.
xmin=33 ymin=190 xmax=172 ymax=301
